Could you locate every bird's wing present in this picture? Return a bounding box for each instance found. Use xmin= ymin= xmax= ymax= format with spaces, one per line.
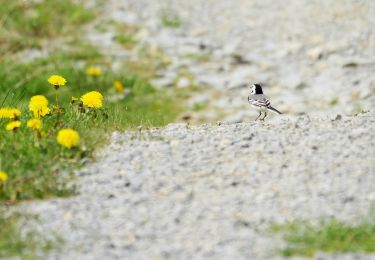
xmin=251 ymin=98 xmax=271 ymax=108
xmin=249 ymin=95 xmax=282 ymax=114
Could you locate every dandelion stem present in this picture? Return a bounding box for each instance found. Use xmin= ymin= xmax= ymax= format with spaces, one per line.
xmin=36 ymin=130 xmax=42 ymax=140
xmin=55 ymin=90 xmax=59 ymax=108
xmin=54 ymin=90 xmax=62 ymax=128
xmin=54 ymin=112 xmax=60 ymax=128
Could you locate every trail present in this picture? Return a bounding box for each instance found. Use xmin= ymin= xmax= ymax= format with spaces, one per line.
xmin=24 ymin=114 xmax=375 ymax=259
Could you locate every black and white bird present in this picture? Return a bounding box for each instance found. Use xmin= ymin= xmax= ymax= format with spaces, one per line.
xmin=248 ymin=83 xmax=282 ymax=121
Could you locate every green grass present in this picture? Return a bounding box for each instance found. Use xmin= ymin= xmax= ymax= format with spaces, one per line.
xmin=192 ymin=102 xmax=208 ymax=112
xmin=161 ymin=15 xmax=182 ymax=28
xmin=0 ymin=0 xmax=94 ymax=55
xmin=329 ymin=98 xmax=339 ymax=106
xmin=0 ymin=211 xmax=61 ymax=259
xmin=0 ymin=43 xmax=184 ymax=202
xmin=113 ymin=23 xmax=138 ymax=50
xmin=0 ymin=43 xmax=103 ymax=106
xmin=270 ymin=219 xmax=375 ymax=257
xmin=115 ymin=34 xmax=137 ymax=49
xmin=184 ymin=53 xmax=210 ymax=63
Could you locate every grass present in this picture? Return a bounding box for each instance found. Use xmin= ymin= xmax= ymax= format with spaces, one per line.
xmin=0 ymin=41 xmax=184 ymax=202
xmin=0 ymin=0 xmax=95 ymax=55
xmin=0 ymin=210 xmax=61 ymax=259
xmin=115 ymin=34 xmax=137 ymax=49
xmin=329 ymin=98 xmax=339 ymax=106
xmin=124 ymin=46 xmax=172 ymax=79
xmin=192 ymin=102 xmax=208 ymax=112
xmin=113 ymin=23 xmax=138 ymax=50
xmin=270 ymin=219 xmax=375 ymax=257
xmin=184 ymin=53 xmax=210 ymax=63
xmin=161 ymin=14 xmax=182 ymax=28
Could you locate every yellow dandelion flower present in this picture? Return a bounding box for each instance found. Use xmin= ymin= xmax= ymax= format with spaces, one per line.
xmin=80 ymin=91 xmax=103 ymax=109
xmin=57 ymin=128 xmax=80 ymax=149
xmin=86 ymin=67 xmax=102 ymax=76
xmin=29 ymin=95 xmax=50 ymax=118
xmin=6 ymin=120 xmax=21 ymax=131
xmin=27 ymin=118 xmax=42 ymax=130
xmin=0 ymin=171 xmax=8 ymax=183
xmin=0 ymin=108 xmax=21 ymax=119
xmin=48 ymin=75 xmax=67 ymax=89
xmin=113 ymin=81 xmax=125 ymax=94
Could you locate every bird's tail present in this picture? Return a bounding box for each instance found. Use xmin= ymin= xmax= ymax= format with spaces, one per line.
xmin=267 ymin=106 xmax=282 ymax=114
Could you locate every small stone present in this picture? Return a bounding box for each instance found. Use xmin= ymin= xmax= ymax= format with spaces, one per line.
xmin=157 ymin=187 xmax=170 ymax=196
xmin=179 ymin=113 xmax=192 ymax=121
xmin=170 ymin=140 xmax=179 ymax=146
xmin=306 ymin=47 xmax=323 ymax=60
xmin=190 ymin=28 xmax=208 ymax=37
xmin=332 ymin=114 xmax=342 ymax=121
xmin=367 ymin=192 xmax=375 ymax=201
xmin=176 ymin=77 xmax=191 ymax=88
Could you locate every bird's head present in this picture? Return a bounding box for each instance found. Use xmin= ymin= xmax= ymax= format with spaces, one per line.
xmin=250 ymin=83 xmax=263 ymax=95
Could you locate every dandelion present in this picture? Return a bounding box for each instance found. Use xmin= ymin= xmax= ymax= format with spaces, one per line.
xmin=57 ymin=128 xmax=80 ymax=148
xmin=114 ymin=81 xmax=125 ymax=94
xmin=80 ymin=91 xmax=103 ymax=109
xmin=27 ymin=118 xmax=42 ymax=130
xmin=29 ymin=95 xmax=50 ymax=118
xmin=48 ymin=75 xmax=66 ymax=107
xmin=0 ymin=108 xmax=21 ymax=119
xmin=6 ymin=120 xmax=21 ymax=131
xmin=86 ymin=67 xmax=102 ymax=76
xmin=0 ymin=171 xmax=8 ymax=183
xmin=48 ymin=75 xmax=66 ymax=89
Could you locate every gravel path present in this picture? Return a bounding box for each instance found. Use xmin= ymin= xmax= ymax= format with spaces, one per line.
xmin=87 ymin=0 xmax=375 ymax=122
xmin=23 ymin=113 xmax=375 ymax=259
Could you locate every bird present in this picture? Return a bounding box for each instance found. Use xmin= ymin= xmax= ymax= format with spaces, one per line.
xmin=248 ymin=83 xmax=282 ymax=121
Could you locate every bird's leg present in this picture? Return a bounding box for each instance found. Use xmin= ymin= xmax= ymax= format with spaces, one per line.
xmin=261 ymin=111 xmax=267 ymax=121
xmin=255 ymin=111 xmax=262 ymax=121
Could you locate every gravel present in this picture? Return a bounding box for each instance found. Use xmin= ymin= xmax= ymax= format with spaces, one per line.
xmin=90 ymin=0 xmax=375 ymax=122
xmin=23 ymin=113 xmax=375 ymax=259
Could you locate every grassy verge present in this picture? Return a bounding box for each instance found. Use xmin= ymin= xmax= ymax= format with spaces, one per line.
xmin=270 ymin=219 xmax=375 ymax=257
xmin=0 ymin=42 xmax=184 ymax=202
xmin=0 ymin=0 xmax=94 ymax=56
